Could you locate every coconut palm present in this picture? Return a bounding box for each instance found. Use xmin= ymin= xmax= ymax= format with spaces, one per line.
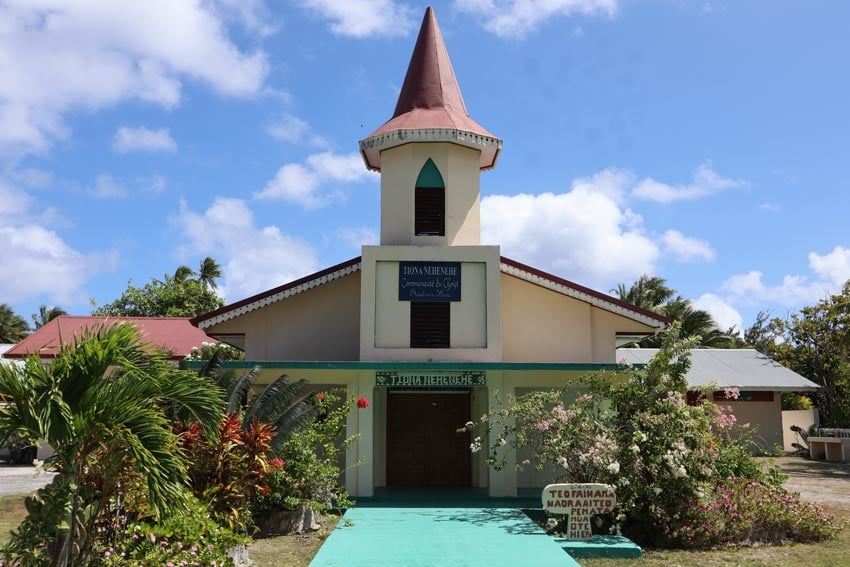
xmin=198 ymin=256 xmax=222 ymax=290
xmin=615 ymin=275 xmax=734 ymax=348
xmin=0 ymin=303 xmax=29 ymax=343
xmin=31 ymin=304 xmax=68 ymax=329
xmin=0 ymin=323 xmax=223 ymax=567
xmin=174 ymin=264 xmax=195 ymax=283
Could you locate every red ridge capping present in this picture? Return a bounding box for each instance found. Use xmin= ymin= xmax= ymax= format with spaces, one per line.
xmin=500 ymin=256 xmax=671 ymax=326
xmin=191 ymin=256 xmax=362 ymax=327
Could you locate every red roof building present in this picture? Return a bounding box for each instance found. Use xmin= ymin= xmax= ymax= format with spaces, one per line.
xmin=5 ymin=316 xmax=215 ymax=361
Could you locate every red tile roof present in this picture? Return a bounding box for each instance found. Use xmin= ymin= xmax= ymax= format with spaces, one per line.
xmin=4 ymin=316 xmax=215 ymax=360
xmin=360 ymin=7 xmax=501 ymax=171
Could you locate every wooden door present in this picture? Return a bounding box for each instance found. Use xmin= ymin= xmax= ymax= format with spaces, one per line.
xmin=386 ymin=392 xmax=471 ymax=486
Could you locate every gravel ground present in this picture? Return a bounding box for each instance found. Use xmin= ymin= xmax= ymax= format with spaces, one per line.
xmin=777 ymin=456 xmax=850 ymax=510
xmin=0 ymin=464 xmax=56 ymax=497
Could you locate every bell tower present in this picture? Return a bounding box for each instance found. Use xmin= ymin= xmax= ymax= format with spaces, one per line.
xmin=359 ymin=7 xmax=502 ymax=246
xmin=358 ymin=7 xmax=502 ymax=362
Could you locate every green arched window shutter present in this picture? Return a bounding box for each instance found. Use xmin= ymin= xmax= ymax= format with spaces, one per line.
xmin=415 ymin=159 xmax=445 ymax=236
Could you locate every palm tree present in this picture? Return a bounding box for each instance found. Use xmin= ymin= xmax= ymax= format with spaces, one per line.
xmin=613 ymin=274 xmax=675 ymax=310
xmin=174 ymin=264 xmax=195 ymax=283
xmin=0 ymin=303 xmax=29 ymax=343
xmin=615 ymin=275 xmax=733 ymax=348
xmin=0 ymin=323 xmax=223 ymax=566
xmin=198 ymin=256 xmax=222 ymax=290
xmin=200 ymin=348 xmax=316 ymax=448
xmin=31 ymin=304 xmax=68 ymax=329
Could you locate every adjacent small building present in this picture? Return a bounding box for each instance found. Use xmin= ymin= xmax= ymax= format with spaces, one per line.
xmin=191 ymin=8 xmax=669 ymax=498
xmin=618 ymin=348 xmax=820 ymax=451
xmin=4 ymin=316 xmax=215 ymax=362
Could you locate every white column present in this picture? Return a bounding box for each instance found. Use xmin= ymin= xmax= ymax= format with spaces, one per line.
xmin=487 ymin=371 xmax=517 ymax=497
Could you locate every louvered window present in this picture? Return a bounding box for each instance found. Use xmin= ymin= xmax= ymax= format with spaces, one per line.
xmin=415 ymin=158 xmax=445 ymax=236
xmin=410 ymin=301 xmax=450 ymax=348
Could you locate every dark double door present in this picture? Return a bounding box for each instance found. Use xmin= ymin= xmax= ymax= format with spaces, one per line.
xmin=386 ymin=392 xmax=472 ymax=486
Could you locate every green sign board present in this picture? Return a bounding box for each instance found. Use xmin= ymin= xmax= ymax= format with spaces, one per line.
xmin=376 ymin=371 xmax=485 ymax=388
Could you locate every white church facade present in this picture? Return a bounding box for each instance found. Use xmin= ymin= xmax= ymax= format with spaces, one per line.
xmin=192 ymin=8 xmax=667 ymax=497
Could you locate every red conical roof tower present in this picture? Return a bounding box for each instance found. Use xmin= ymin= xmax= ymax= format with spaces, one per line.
xmin=360 ymin=7 xmax=501 ymax=172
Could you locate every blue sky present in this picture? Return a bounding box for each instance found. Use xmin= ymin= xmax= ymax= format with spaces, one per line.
xmin=2 ymin=0 xmax=849 ymax=334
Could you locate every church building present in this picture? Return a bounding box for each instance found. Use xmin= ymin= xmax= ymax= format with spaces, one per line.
xmin=191 ymin=7 xmax=667 ymax=498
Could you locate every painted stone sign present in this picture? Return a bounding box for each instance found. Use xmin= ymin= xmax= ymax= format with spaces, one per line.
xmin=398 ymin=261 xmax=461 ymax=302
xmin=542 ymin=483 xmax=616 ymax=541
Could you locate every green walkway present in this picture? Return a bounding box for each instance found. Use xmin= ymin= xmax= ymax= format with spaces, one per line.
xmin=309 ymin=506 xmax=581 ymax=567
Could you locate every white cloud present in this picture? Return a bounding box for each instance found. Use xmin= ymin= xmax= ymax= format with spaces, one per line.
xmin=481 ymin=168 xmax=659 ymax=286
xmin=720 ymin=247 xmax=850 ymax=309
xmin=692 ymin=293 xmax=742 ymax=332
xmin=661 ymin=229 xmax=715 ymax=262
xmin=266 ymin=113 xmax=328 ymax=147
xmin=297 ymin=0 xmax=416 ymax=38
xmin=0 ymin=224 xmax=91 ymax=305
xmin=632 ymin=162 xmax=748 ymax=203
xmin=759 ymin=202 xmax=780 ymax=212
xmin=0 ymin=1 xmax=268 ymax=158
xmin=112 ymin=126 xmax=177 ymax=153
xmin=0 ymin=179 xmax=105 ymax=306
xmin=255 ymin=151 xmax=377 ymax=209
xmin=454 ymin=0 xmax=618 ymax=39
xmin=809 ymin=246 xmax=850 ymax=288
xmin=173 ymin=197 xmax=322 ymax=301
xmin=139 ymin=175 xmax=168 ymax=194
xmin=336 ymin=226 xmax=379 ymax=249
xmin=212 ymin=0 xmax=278 ymax=37
xmin=87 ymin=175 xmax=128 ymax=199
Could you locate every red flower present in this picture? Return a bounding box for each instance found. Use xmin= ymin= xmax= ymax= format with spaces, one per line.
xmin=357 ymin=396 xmax=369 ymax=409
xmin=316 ymin=392 xmax=325 ymax=400
xmin=271 ymin=457 xmax=284 ymax=470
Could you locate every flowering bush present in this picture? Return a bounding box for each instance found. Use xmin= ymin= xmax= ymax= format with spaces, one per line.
xmin=91 ymin=495 xmax=245 ymax=566
xmin=185 ymin=341 xmax=244 ymax=361
xmin=664 ymin=478 xmax=845 ymax=548
xmin=463 ymin=324 xmax=843 ymax=548
xmin=253 ymin=390 xmax=359 ymax=526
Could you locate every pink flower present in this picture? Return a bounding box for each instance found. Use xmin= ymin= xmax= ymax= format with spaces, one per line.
xmin=357 ymin=396 xmax=369 ymax=409
xmin=150 ymin=534 xmax=156 ymax=543
xmin=316 ymin=392 xmax=325 ymax=400
xmin=271 ymin=457 xmax=284 ymax=469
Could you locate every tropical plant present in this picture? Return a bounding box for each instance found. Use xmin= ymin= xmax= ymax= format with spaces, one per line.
xmin=760 ymin=281 xmax=850 ymax=426
xmin=31 ymin=304 xmax=68 ymax=329
xmin=0 ymin=303 xmax=29 ymax=343
xmin=253 ymin=389 xmax=360 ymax=535
xmin=614 ymin=275 xmax=734 ymax=347
xmin=0 ymin=323 xmax=223 ymax=567
xmin=463 ymin=324 xmax=842 ymax=548
xmin=200 ymin=350 xmax=317 ymax=448
xmin=92 ymin=272 xmax=224 ymax=317
xmin=198 ymin=256 xmax=223 ymax=290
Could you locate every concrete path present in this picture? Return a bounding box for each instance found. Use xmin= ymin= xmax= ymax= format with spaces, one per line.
xmin=309 ymin=507 xmax=579 ymax=567
xmin=0 ymin=465 xmax=56 ymax=496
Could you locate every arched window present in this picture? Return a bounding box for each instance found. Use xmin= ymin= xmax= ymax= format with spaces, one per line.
xmin=415 ymin=159 xmax=445 ymax=236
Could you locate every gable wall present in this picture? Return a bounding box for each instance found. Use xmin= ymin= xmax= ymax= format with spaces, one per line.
xmin=500 ymin=273 xmax=656 ymax=363
xmin=203 ymin=271 xmax=361 ymax=361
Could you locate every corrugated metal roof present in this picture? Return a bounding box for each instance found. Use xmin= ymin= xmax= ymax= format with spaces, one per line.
xmin=617 ymin=348 xmax=820 ymax=391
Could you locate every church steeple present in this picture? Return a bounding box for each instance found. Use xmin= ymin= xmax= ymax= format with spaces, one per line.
xmin=360 ymin=7 xmax=501 ymax=172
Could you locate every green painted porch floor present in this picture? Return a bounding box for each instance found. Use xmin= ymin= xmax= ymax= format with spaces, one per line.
xmin=308 ymin=506 xmax=581 ymax=567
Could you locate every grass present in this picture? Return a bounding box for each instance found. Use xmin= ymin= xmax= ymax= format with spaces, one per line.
xmin=248 ymin=513 xmax=341 ymax=567
xmin=0 ymin=494 xmax=27 ymax=547
xmin=582 ymin=506 xmax=850 ymax=567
